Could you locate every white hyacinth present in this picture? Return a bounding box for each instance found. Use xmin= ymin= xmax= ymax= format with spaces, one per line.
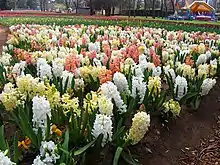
xmin=52 ymin=58 xmax=64 ymax=78
xmin=32 ymin=141 xmax=60 ymax=165
xmin=0 ymin=53 xmax=12 ymax=66
xmin=101 ymin=82 xmax=127 ymax=113
xmin=205 ymin=51 xmax=212 ymax=59
xmin=201 ymin=78 xmax=216 ymax=96
xmin=145 ymin=62 xmax=155 ymax=71
xmin=0 ymin=150 xmax=15 ymax=165
xmin=139 ymin=54 xmax=148 ymax=71
xmin=174 ymin=76 xmax=188 ymax=100
xmin=32 ymin=96 xmax=51 ymax=138
xmin=113 ymin=72 xmax=130 ymax=95
xmin=32 ymin=156 xmax=46 ymax=165
xmin=37 ymin=58 xmax=52 ymax=80
xmin=12 ymin=61 xmax=26 ymax=76
xmin=134 ymin=65 xmax=144 ymax=78
xmin=152 ymin=66 xmax=162 ymax=77
xmin=74 ymin=78 xmax=84 ymax=91
xmin=61 ymin=70 xmax=74 ymax=90
xmin=88 ymin=42 xmax=100 ymax=53
xmin=196 ymin=54 xmax=207 ymax=66
xmin=164 ymin=65 xmax=176 ymax=82
xmin=93 ymin=58 xmax=102 ymax=67
xmin=92 ymin=114 xmax=113 ymax=147
xmin=131 ymin=76 xmax=146 ymax=104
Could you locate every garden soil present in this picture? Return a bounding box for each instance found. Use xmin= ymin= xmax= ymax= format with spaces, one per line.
xmin=0 ymin=27 xmax=220 ymax=165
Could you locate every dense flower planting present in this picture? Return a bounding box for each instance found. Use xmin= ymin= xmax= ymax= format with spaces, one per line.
xmin=0 ymin=24 xmax=220 ymax=164
xmin=1 ymin=17 xmax=220 ymax=34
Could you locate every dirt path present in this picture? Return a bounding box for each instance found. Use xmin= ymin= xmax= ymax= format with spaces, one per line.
xmin=0 ymin=26 xmax=8 ymax=53
xmin=138 ymin=81 xmax=220 ymax=165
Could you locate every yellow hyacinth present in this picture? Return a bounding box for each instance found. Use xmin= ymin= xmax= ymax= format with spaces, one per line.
xmin=61 ymin=94 xmax=80 ymax=116
xmin=147 ymin=76 xmax=161 ymax=96
xmin=45 ymin=84 xmax=60 ymax=109
xmin=163 ymin=99 xmax=181 ymax=117
xmin=127 ymin=111 xmax=150 ymax=145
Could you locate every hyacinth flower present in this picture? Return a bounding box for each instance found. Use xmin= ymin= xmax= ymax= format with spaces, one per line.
xmin=0 ymin=23 xmax=219 ymax=165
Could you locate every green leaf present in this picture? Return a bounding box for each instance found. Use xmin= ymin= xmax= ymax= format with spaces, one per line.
xmin=121 ymin=151 xmax=141 ymax=165
xmin=59 ymin=147 xmax=70 ymax=155
xmin=71 ymin=77 xmax=75 ymax=90
xmin=45 ymin=115 xmax=51 ymax=140
xmin=19 ymin=108 xmax=38 ymax=147
xmin=127 ymin=97 xmax=136 ymax=115
xmin=74 ymin=139 xmax=96 ymax=156
xmin=112 ymin=126 xmax=125 ymax=141
xmin=179 ymin=92 xmax=198 ymax=105
xmin=62 ymin=129 xmax=69 ymax=150
xmin=113 ymin=147 xmax=123 ymax=165
xmin=60 ymin=129 xmax=69 ymax=162
xmin=64 ymin=77 xmax=69 ymax=93
xmin=13 ymin=132 xmax=19 ymax=164
xmin=0 ymin=125 xmax=7 ymax=151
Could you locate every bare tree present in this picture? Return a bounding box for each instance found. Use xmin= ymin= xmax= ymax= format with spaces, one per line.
xmin=128 ymin=0 xmax=131 ymax=17
xmin=164 ymin=0 xmax=168 ymax=17
xmin=40 ymin=0 xmax=48 ymax=11
xmin=170 ymin=0 xmax=175 ymax=13
xmin=144 ymin=0 xmax=147 ymax=17
xmin=152 ymin=0 xmax=155 ymax=18
xmin=160 ymin=0 xmax=164 ymax=18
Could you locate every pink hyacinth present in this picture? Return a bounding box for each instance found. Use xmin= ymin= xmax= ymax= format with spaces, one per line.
xmin=126 ymin=44 xmax=140 ymax=63
xmin=150 ymin=48 xmax=161 ymax=67
xmin=25 ymin=53 xmax=34 ymax=65
xmin=82 ymin=37 xmax=87 ymax=45
xmin=89 ymin=50 xmax=97 ymax=59
xmin=64 ymin=54 xmax=80 ymax=73
xmin=103 ymin=44 xmax=111 ymax=57
xmin=110 ymin=56 xmax=121 ymax=74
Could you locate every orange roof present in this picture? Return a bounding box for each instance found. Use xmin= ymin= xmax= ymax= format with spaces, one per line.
xmin=188 ymin=1 xmax=215 ymax=12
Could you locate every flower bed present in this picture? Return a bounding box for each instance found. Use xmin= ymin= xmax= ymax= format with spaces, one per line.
xmin=1 ymin=16 xmax=220 ymax=33
xmin=0 ymin=24 xmax=220 ymax=164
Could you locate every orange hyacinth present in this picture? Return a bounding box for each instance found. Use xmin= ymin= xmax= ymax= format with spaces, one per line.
xmin=110 ymin=57 xmax=121 ymax=74
xmin=18 ymin=137 xmax=32 ymax=150
xmin=185 ymin=55 xmax=194 ymax=67
xmin=99 ymin=69 xmax=112 ymax=84
xmin=51 ymin=124 xmax=63 ymax=137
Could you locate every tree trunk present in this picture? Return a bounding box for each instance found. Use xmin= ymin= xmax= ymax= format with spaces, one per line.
xmin=164 ymin=0 xmax=168 ymax=17
xmin=128 ymin=0 xmax=131 ymax=17
xmin=119 ymin=4 xmax=122 ymax=15
xmin=152 ymin=0 xmax=155 ymax=18
xmin=90 ymin=0 xmax=93 ymax=15
xmin=40 ymin=0 xmax=43 ymax=11
xmin=144 ymin=0 xmax=147 ymax=18
xmin=76 ymin=0 xmax=79 ymax=14
xmin=160 ymin=0 xmax=164 ymax=18
xmin=65 ymin=0 xmax=69 ymax=9
xmin=170 ymin=0 xmax=175 ymax=14
xmin=133 ymin=0 xmax=136 ymax=17
xmin=112 ymin=0 xmax=115 ymax=15
xmin=112 ymin=7 xmax=115 ymax=15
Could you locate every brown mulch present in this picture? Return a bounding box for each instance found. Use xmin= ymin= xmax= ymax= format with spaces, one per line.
xmin=136 ymin=81 xmax=220 ymax=165
xmin=180 ymin=117 xmax=220 ymax=165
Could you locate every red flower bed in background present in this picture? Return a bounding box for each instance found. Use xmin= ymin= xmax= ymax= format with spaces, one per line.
xmin=0 ymin=10 xmax=219 ymax=29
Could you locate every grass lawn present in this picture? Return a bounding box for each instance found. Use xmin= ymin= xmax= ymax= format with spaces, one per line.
xmin=119 ymin=16 xmax=220 ymax=25
xmin=0 ymin=15 xmax=219 ymax=33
